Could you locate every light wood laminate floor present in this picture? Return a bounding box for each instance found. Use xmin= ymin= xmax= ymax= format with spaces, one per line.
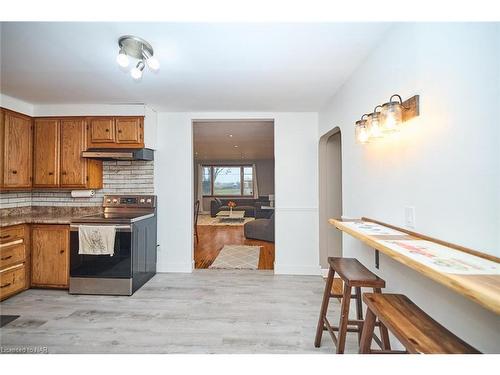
xmin=194 ymin=225 xmax=275 ymax=269
xmin=0 ymin=271 xmax=359 ymax=354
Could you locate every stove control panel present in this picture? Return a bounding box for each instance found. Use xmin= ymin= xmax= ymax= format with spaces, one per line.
xmin=103 ymin=195 xmax=156 ymax=208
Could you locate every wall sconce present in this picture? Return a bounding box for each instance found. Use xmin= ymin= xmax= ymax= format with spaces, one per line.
xmin=355 ymin=94 xmax=420 ymax=144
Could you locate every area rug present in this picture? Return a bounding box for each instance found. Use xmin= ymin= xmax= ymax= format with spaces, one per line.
xmin=197 ymin=214 xmax=255 ymax=226
xmin=209 ymin=245 xmax=261 ymax=269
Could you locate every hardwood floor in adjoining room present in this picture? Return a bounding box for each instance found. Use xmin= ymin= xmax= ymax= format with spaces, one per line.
xmin=194 ymin=225 xmax=275 ymax=269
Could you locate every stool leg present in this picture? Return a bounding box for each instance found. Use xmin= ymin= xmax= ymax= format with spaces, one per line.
xmin=359 ymin=307 xmax=376 ymax=354
xmin=374 ymin=287 xmax=391 ymax=350
xmin=336 ymin=283 xmax=352 ymax=354
xmin=355 ymin=287 xmax=363 ymax=344
xmin=314 ymin=266 xmax=335 ymax=348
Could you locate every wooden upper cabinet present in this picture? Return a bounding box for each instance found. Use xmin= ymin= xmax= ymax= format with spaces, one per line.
xmin=60 ymin=119 xmax=87 ymax=188
xmin=89 ymin=118 xmax=115 ymax=143
xmin=87 ymin=116 xmax=144 ymax=149
xmin=116 ymin=117 xmax=143 ymax=144
xmin=33 ymin=119 xmax=60 ymax=188
xmin=0 ymin=109 xmax=4 ymax=187
xmin=31 ymin=225 xmax=69 ymax=288
xmin=3 ymin=110 xmax=32 ymax=189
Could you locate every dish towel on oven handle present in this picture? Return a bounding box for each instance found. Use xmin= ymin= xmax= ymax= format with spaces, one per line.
xmin=78 ymin=225 xmax=116 ymax=256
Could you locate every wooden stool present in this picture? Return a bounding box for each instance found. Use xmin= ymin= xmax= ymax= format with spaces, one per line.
xmin=315 ymin=257 xmax=391 ymax=354
xmin=359 ymin=293 xmax=481 ymax=354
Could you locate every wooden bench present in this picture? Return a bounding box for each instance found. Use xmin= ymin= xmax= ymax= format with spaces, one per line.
xmin=359 ymin=293 xmax=481 ymax=354
xmin=315 ymin=257 xmax=391 ymax=354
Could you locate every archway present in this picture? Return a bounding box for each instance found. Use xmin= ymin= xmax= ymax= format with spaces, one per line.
xmin=318 ymin=127 xmax=343 ymax=271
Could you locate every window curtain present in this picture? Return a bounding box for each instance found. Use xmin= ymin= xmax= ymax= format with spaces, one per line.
xmin=252 ymin=164 xmax=259 ymax=199
xmin=197 ymin=164 xmax=204 ymax=211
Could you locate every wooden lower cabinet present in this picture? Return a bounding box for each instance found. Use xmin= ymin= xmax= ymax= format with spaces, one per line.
xmin=0 ymin=224 xmax=30 ymax=301
xmin=31 ymin=225 xmax=69 ymax=289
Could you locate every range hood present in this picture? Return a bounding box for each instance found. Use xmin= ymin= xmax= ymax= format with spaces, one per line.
xmin=82 ymin=148 xmax=154 ymax=161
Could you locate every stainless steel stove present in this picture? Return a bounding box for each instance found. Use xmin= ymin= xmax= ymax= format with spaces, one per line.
xmin=69 ymin=195 xmax=157 ymax=296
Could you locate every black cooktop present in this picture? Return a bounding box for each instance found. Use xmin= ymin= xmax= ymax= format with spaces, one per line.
xmin=72 ymin=212 xmax=155 ymax=224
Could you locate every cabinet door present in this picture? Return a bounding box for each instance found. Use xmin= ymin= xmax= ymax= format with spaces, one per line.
xmin=115 ymin=117 xmax=143 ymax=144
xmin=0 ymin=109 xmax=4 ymax=187
xmin=89 ymin=118 xmax=115 ymax=143
xmin=60 ymin=119 xmax=87 ymax=188
xmin=33 ymin=119 xmax=60 ymax=187
xmin=31 ymin=225 xmax=69 ymax=288
xmin=3 ymin=111 xmax=32 ymax=188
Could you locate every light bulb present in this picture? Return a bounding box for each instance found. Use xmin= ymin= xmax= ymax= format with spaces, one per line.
xmin=358 ymin=127 xmax=369 ymax=144
xmin=371 ymin=119 xmax=382 ymax=138
xmin=146 ymin=57 xmax=160 ymax=71
xmin=355 ymin=118 xmax=370 ymax=144
xmin=116 ymin=48 xmax=129 ymax=68
xmin=131 ymin=61 xmax=145 ymax=80
xmin=381 ymin=101 xmax=402 ymax=133
xmin=384 ymin=115 xmax=397 ymax=132
xmin=367 ymin=110 xmax=383 ymax=140
xmin=142 ymin=49 xmax=160 ymax=71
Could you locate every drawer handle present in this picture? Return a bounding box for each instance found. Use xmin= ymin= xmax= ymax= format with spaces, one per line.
xmin=48 ymin=172 xmax=54 ymax=175
xmin=118 ymin=130 xmax=122 ymax=133
xmin=1 ymin=255 xmax=12 ymax=261
xmin=105 ymin=128 xmax=110 ymax=132
xmin=1 ymin=283 xmax=11 ymax=289
xmin=0 ymin=235 xmax=11 ymax=239
xmin=60 ymin=250 xmax=65 ymax=254
xmin=12 ymin=170 xmax=17 ymax=174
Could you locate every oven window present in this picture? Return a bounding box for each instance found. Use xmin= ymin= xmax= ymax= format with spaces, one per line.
xmin=70 ymin=231 xmax=132 ymax=278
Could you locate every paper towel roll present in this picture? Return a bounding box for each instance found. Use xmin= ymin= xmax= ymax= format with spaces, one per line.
xmin=71 ymin=190 xmax=95 ymax=198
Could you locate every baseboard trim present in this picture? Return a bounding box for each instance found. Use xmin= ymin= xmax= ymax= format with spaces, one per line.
xmin=274 ymin=264 xmax=321 ymax=276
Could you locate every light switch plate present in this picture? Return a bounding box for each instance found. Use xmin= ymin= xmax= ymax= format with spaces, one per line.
xmin=405 ymin=206 xmax=416 ymax=228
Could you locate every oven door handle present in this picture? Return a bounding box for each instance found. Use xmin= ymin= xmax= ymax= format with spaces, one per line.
xmin=70 ymin=224 xmax=132 ymax=232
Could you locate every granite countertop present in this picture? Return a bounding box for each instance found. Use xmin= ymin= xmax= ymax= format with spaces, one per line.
xmin=0 ymin=206 xmax=102 ymax=228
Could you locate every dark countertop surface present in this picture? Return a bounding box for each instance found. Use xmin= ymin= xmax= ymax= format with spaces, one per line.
xmin=0 ymin=207 xmax=102 ymax=228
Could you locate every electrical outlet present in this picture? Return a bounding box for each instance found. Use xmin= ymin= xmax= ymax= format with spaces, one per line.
xmin=405 ymin=206 xmax=416 ymax=228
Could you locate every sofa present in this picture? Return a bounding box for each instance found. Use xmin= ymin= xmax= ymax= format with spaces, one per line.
xmin=244 ymin=213 xmax=275 ymax=242
xmin=210 ymin=196 xmax=270 ymax=217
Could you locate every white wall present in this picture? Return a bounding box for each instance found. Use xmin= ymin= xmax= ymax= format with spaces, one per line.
xmin=319 ymin=23 xmax=500 ymax=353
xmin=155 ymin=112 xmax=319 ymax=275
xmin=0 ymin=93 xmax=34 ymax=116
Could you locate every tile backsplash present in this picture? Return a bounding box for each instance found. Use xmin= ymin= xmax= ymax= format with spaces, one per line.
xmin=0 ymin=160 xmax=154 ymax=209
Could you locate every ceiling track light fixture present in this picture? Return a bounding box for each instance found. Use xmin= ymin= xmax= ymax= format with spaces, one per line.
xmin=116 ymin=35 xmax=159 ymax=80
xmin=355 ymin=94 xmax=420 ymax=144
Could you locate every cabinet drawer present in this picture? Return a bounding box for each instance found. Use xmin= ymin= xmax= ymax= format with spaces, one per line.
xmin=0 ymin=225 xmax=25 ymax=244
xmin=0 ymin=242 xmax=26 ymax=269
xmin=0 ymin=264 xmax=26 ymax=301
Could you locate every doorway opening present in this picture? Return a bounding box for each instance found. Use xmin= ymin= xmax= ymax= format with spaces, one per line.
xmin=319 ymin=127 xmax=343 ymax=271
xmin=192 ymin=119 xmax=275 ymax=271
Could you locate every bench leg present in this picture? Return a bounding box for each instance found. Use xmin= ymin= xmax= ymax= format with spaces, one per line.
xmin=355 ymin=286 xmax=363 ymax=344
xmin=314 ymin=266 xmax=335 ymax=348
xmin=374 ymin=287 xmax=391 ymax=350
xmin=359 ymin=307 xmax=376 ymax=354
xmin=336 ymin=283 xmax=352 ymax=354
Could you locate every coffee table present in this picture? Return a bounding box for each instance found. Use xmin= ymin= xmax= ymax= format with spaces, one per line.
xmin=216 ymin=210 xmax=245 ymax=223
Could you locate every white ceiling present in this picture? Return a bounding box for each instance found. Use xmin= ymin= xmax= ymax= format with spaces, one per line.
xmin=0 ymin=22 xmax=391 ymax=111
xmin=193 ymin=120 xmax=274 ymax=160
